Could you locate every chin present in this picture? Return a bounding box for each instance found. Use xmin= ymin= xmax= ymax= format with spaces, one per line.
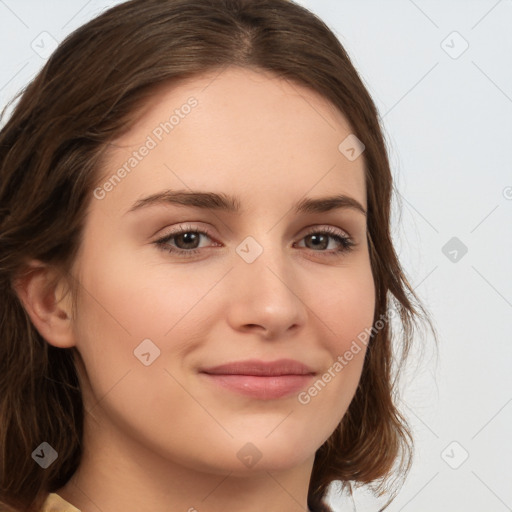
xmin=236 ymin=437 xmax=317 ymax=473
xmin=175 ymin=436 xmax=317 ymax=476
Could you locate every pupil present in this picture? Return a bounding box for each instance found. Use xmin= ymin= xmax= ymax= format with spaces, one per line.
xmin=179 ymin=232 xmax=198 ymax=248
xmin=309 ymin=234 xmax=327 ymax=250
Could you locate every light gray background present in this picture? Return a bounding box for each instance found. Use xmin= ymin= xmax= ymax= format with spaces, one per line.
xmin=1 ymin=1 xmax=511 ymax=511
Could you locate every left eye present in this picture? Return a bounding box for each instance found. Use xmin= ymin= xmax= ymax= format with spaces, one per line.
xmin=153 ymin=224 xmax=355 ymax=257
xmin=296 ymin=229 xmax=354 ymax=252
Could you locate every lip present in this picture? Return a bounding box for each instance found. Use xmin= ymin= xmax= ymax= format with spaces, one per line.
xmin=199 ymin=359 xmax=316 ymax=400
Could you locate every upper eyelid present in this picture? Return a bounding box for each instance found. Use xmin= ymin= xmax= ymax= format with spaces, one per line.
xmin=155 ymin=223 xmax=354 ymax=244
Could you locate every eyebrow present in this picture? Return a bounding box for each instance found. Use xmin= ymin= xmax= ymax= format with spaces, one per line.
xmin=125 ymin=190 xmax=367 ymax=217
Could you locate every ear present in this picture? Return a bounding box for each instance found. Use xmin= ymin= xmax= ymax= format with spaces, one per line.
xmin=12 ymin=260 xmax=76 ymax=349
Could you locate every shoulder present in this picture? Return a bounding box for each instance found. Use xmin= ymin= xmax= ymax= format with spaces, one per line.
xmin=40 ymin=493 xmax=81 ymax=512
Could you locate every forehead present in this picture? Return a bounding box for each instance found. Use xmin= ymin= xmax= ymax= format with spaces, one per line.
xmin=97 ymin=66 xmax=367 ymax=214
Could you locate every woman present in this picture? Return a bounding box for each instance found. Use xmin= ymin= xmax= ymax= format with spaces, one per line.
xmin=0 ymin=0 xmax=435 ymax=511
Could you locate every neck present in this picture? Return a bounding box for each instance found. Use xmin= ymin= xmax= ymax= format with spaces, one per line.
xmin=56 ymin=410 xmax=316 ymax=512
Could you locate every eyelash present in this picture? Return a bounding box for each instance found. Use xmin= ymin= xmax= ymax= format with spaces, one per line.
xmin=153 ymin=224 xmax=356 ymax=259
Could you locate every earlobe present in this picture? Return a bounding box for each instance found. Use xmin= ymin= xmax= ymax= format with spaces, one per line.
xmin=12 ymin=260 xmax=76 ymax=349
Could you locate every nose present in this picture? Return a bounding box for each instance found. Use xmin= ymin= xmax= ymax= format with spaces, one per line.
xmin=225 ymin=237 xmax=308 ymax=340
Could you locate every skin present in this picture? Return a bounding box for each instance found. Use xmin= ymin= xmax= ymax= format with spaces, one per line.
xmin=17 ymin=66 xmax=375 ymax=512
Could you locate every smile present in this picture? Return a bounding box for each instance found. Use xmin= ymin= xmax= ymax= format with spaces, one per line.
xmin=199 ymin=359 xmax=317 ymax=399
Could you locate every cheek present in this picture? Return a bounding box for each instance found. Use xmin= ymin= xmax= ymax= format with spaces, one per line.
xmin=327 ymin=277 xmax=375 ymax=356
xmin=300 ymin=260 xmax=375 ymax=413
xmin=74 ymin=237 xmax=216 ymax=336
xmin=312 ymin=256 xmax=376 ymax=352
xmin=70 ymin=241 xmax=227 ymax=395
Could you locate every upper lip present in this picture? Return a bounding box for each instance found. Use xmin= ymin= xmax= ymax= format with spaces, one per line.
xmin=200 ymin=358 xmax=316 ymax=376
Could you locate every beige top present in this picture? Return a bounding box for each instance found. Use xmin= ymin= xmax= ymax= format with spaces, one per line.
xmin=41 ymin=492 xmax=320 ymax=512
xmin=40 ymin=493 xmax=81 ymax=512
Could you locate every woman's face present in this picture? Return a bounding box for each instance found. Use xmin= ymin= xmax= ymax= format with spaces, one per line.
xmin=70 ymin=66 xmax=375 ymax=475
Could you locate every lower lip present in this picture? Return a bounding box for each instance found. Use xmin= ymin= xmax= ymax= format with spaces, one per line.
xmin=200 ymin=373 xmax=315 ymax=399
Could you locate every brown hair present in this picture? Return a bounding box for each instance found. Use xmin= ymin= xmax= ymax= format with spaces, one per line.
xmin=0 ymin=0 xmax=436 ymax=511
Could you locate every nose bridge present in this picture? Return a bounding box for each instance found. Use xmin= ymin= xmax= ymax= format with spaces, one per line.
xmin=235 ymin=229 xmax=289 ymax=288
xmin=226 ymin=229 xmax=307 ymax=336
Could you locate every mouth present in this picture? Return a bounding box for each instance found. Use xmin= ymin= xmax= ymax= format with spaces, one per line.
xmin=199 ymin=359 xmax=316 ymax=400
